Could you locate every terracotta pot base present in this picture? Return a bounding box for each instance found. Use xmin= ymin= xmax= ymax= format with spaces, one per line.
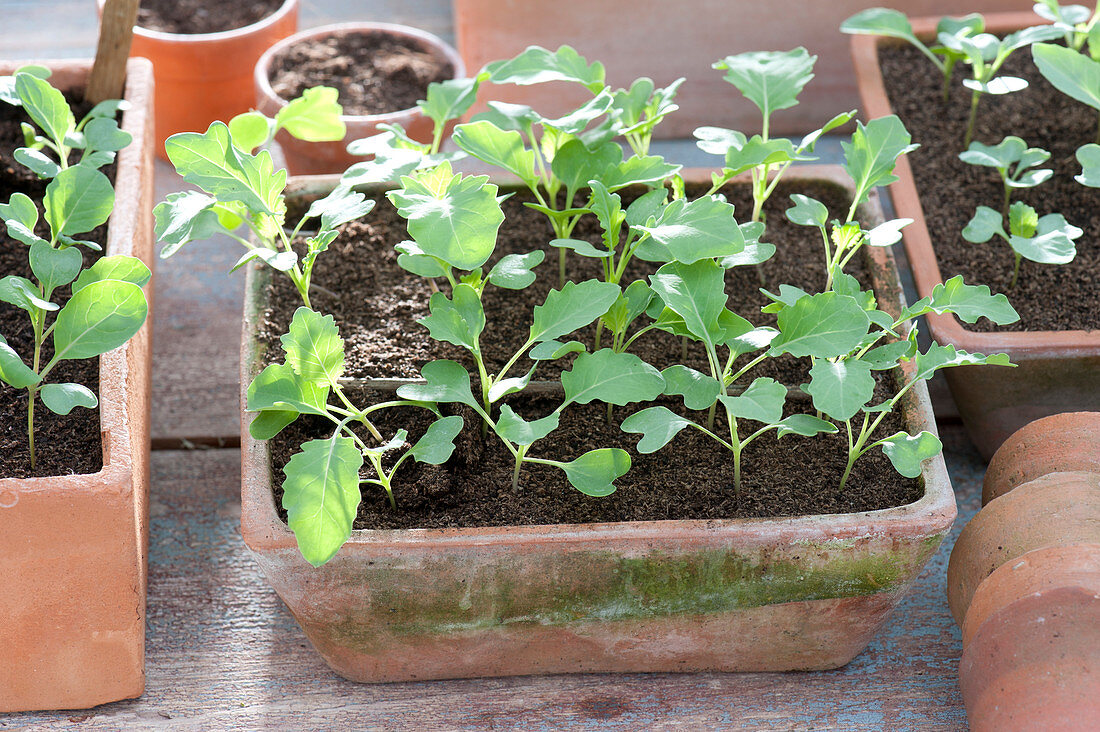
xmin=983 ymin=412 xmax=1100 ymax=504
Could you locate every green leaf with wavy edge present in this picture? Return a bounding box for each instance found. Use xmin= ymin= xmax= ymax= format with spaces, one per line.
xmin=280 ymin=307 xmax=345 ymax=385
xmin=39 ymin=382 xmax=97 ymax=415
xmin=714 ymin=48 xmax=816 ymax=121
xmin=419 ymin=283 xmax=485 ymax=353
xmin=83 ymin=116 xmax=131 ymax=152
xmin=528 ymin=280 xmax=620 ymax=343
xmin=451 ymin=120 xmax=537 ymax=186
xmin=786 ymin=194 xmax=828 ymax=228
xmin=418 ymin=75 xmax=486 ymax=128
xmin=154 ymin=190 xmax=226 ymax=257
xmin=247 ymin=361 xmax=330 ymax=416
xmin=661 ymin=365 xmax=720 ymax=410
xmin=275 ymin=86 xmax=346 ymax=142
xmin=282 ymin=434 xmax=363 ymax=567
xmin=303 ymin=185 xmax=375 ymax=232
xmin=495 ymin=405 xmax=559 ymax=446
xmin=879 ymin=431 xmax=942 ymax=478
xmin=44 ymin=165 xmax=114 ymax=238
xmin=1009 ymin=213 xmax=1082 ymax=264
xmin=769 ymin=291 xmax=870 ymax=359
xmin=776 ymin=414 xmax=838 ymax=439
xmin=621 ymin=406 xmax=694 ymax=454
xmin=635 ymin=196 xmax=746 ymax=263
xmin=561 ymin=349 xmax=665 ymax=407
xmin=487 ymin=250 xmax=545 ymax=290
xmin=648 ymin=259 xmax=728 ymax=347
xmin=909 ymin=343 xmax=1014 ymax=382
xmin=842 ymin=115 xmax=918 ymax=207
xmin=14 ymin=72 xmax=74 ymax=148
xmin=559 ymin=448 xmax=630 ymax=497
xmin=841 ymin=9 xmax=942 ymax=68
xmin=486 ymin=45 xmax=606 ymax=93
xmin=0 ymin=335 xmax=39 ymax=388
xmin=718 ymin=377 xmax=786 ymax=424
xmin=396 ymin=360 xmax=479 ymax=409
xmin=802 ymin=359 xmax=875 ymax=422
xmin=52 ymin=280 xmax=146 ymax=360
xmin=906 ymin=275 xmax=1019 ymax=325
xmin=29 ymin=240 xmax=81 ymax=292
xmin=410 ymin=415 xmax=464 ymax=464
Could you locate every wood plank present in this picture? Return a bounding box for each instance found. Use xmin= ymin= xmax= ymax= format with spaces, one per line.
xmin=1 ymin=429 xmax=984 ymax=730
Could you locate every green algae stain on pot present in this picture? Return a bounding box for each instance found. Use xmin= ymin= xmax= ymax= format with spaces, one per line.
xmin=319 ymin=540 xmax=939 ymax=650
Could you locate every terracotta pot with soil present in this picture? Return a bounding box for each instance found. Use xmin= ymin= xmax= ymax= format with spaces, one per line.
xmin=983 ymin=411 xmax=1100 ymax=504
xmin=97 ymin=0 xmax=299 ymax=157
xmin=0 ymin=59 xmax=154 ymax=713
xmin=946 ymin=471 xmax=1100 ymax=626
xmin=849 ymin=12 xmax=1100 ymax=461
xmin=254 ymin=23 xmax=464 ymax=176
xmin=238 ymin=167 xmax=956 ymax=683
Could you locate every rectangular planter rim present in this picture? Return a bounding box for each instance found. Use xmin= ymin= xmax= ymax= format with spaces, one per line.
xmin=849 ymin=11 xmax=1100 ymax=354
xmin=0 ymin=57 xmax=154 ymax=499
xmin=240 ymin=165 xmax=955 ymax=556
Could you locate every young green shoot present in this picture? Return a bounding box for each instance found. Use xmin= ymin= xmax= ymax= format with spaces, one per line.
xmin=959 ymin=136 xmax=1052 ymax=217
xmin=963 ymin=201 xmax=1082 ymax=288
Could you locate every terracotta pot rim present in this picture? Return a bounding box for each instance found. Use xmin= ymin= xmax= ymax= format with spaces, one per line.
xmin=96 ymin=0 xmax=298 ymax=42
xmin=849 ymin=11 xmax=1100 ymax=352
xmin=0 ymin=57 xmax=153 ymax=498
xmin=239 ymin=165 xmax=955 ymax=555
xmin=254 ymin=22 xmax=466 ymax=123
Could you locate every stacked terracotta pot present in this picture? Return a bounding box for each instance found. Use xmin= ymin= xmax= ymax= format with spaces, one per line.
xmin=947 ymin=412 xmax=1100 ymax=731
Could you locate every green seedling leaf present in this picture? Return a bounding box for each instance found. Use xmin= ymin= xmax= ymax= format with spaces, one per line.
xmin=283 ymin=434 xmax=363 ymax=567
xmin=280 ymin=307 xmax=344 ymax=385
xmin=879 ymin=431 xmax=942 ymax=478
xmin=0 ymin=192 xmax=38 ymax=230
xmin=1033 ymin=42 xmax=1100 ymax=111
xmin=769 ymin=291 xmax=870 ymax=359
xmin=410 ymin=415 xmax=464 ymax=464
xmin=1076 ymin=143 xmax=1100 ymax=187
xmin=154 ymin=190 xmax=226 ymax=257
xmin=719 ymin=240 xmax=777 ymax=268
xmin=760 ymin=283 xmax=811 ymax=311
xmin=841 ymin=8 xmax=924 ymax=49
xmin=495 ymin=405 xmax=560 ymax=446
xmin=721 ymin=136 xmax=809 ymax=176
xmin=247 ymin=361 xmax=330 ymax=416
xmin=488 ymin=366 xmax=535 ymax=403
xmin=924 ymin=275 xmax=1019 ymax=325
xmin=488 ymin=250 xmax=545 ymax=289
xmin=800 ymin=110 xmax=858 ymax=151
xmin=420 ymin=283 xmax=486 ymax=353
xmin=0 ymin=275 xmax=56 ymax=313
xmin=529 ymin=280 xmax=620 ymax=343
xmin=15 ymin=72 xmax=74 ymax=147
xmin=601 ymin=280 xmax=653 ymax=333
xmin=718 ymin=377 xmax=786 ymax=424
xmin=44 ymin=165 xmax=114 ymax=237
xmin=452 ymin=120 xmax=537 ymax=185
xmin=249 ymin=410 xmax=298 ymax=440
xmin=842 ymin=115 xmax=918 ymax=205
xmin=624 ymin=188 xmax=668 ymax=228
xmin=601 ymin=155 xmax=682 ymax=191
xmin=418 ymin=75 xmax=485 ymax=128
xmin=394 ymin=240 xmax=448 ymax=278
xmin=232 ymin=248 xmax=297 ymax=273
xmin=775 ymin=414 xmax=838 ymax=439
xmin=561 ymin=349 xmax=665 ymax=406
xmin=528 ymin=339 xmax=586 ymax=361
xmin=0 ymin=335 xmax=39 ymax=388
xmin=13 ymin=148 xmax=60 ymax=179
xmin=714 ymin=48 xmax=816 ymax=119
xmin=694 ymin=126 xmax=746 ymax=156
xmin=962 ymin=205 xmax=1006 ymax=243
xmin=164 ymin=122 xmax=286 ymax=215
xmin=486 ymin=45 xmax=606 ymax=93
xmin=724 ymin=324 xmax=780 ymax=360
xmin=1010 ymin=213 xmax=1082 ymax=264
xmin=864 ymin=338 xmax=917 ymax=370
xmin=52 ymin=280 xmax=146 ymax=360
xmin=786 ymin=194 xmax=829 ymax=228
xmin=396 ymin=360 xmax=479 ymax=409
xmin=83 ymin=116 xmax=131 ymax=152
xmin=866 ymin=218 xmax=912 ymax=247
xmin=85 ymin=97 xmax=128 ymax=119
xmin=910 ymin=343 xmax=1014 ymax=382
xmin=661 ymin=365 xmax=721 ymax=410
xmin=471 ymin=101 xmax=540 ymax=132
xmin=802 ymin=359 xmax=875 ymax=422
xmin=29 ymin=240 xmax=81 ymax=291
xmin=550 ymin=138 xmax=621 ymax=192
xmin=551 ymin=237 xmax=612 ymax=259
xmin=559 ymin=448 xmax=630 ymax=497
xmin=304 ymin=185 xmax=375 ymax=231
xmin=541 ymin=89 xmax=614 ymax=134
xmin=959 ymin=135 xmax=1028 ymax=168
xmin=962 ymin=77 xmax=1028 ymax=95
xmin=621 ymin=406 xmax=694 ymax=453
xmin=635 ymin=196 xmax=745 ymax=263
xmin=388 ymin=163 xmax=504 ymax=271
xmin=228 ymin=111 xmax=273 ymax=153
xmin=275 ymin=86 xmax=346 ymax=142
xmin=39 ymin=382 xmax=97 ymax=415
xmin=648 ymin=259 xmax=728 ymax=346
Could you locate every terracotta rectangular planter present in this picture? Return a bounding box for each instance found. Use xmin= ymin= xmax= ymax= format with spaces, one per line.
xmin=849 ymin=12 xmax=1100 ymax=461
xmin=454 ymin=0 xmax=1033 ymax=139
xmin=0 ymin=58 xmax=155 ymax=712
xmin=239 ymin=168 xmax=956 ymax=682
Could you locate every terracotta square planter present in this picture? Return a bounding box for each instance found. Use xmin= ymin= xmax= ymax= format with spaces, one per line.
xmin=238 ymin=168 xmax=956 ymax=682
xmin=849 ymin=12 xmax=1100 ymax=461
xmin=454 ymin=0 xmax=1034 ymax=139
xmin=0 ymin=58 xmax=155 ymax=713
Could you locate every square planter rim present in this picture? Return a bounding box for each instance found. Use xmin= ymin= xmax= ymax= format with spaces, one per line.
xmin=849 ymin=10 xmax=1100 ymax=353
xmin=240 ymin=164 xmax=954 ymax=556
xmin=0 ymin=57 xmax=154 ymax=500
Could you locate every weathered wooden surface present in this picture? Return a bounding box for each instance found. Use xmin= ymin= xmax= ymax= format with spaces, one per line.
xmin=0 ymin=431 xmax=980 ymax=730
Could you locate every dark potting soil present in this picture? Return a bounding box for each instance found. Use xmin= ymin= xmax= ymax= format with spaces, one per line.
xmin=880 ymin=43 xmax=1100 ymax=332
xmin=261 ymin=179 xmax=923 ymax=529
xmin=137 ymin=0 xmax=284 ymax=34
xmin=259 ymin=180 xmax=877 ymax=385
xmin=267 ymin=31 xmax=454 ymax=115
xmin=0 ymin=90 xmax=109 ymax=479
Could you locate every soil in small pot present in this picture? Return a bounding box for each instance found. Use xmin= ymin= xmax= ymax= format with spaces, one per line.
xmin=260 ymin=179 xmax=883 ymax=386
xmin=880 ymin=42 xmax=1100 ymax=333
xmin=267 ymin=31 xmax=455 ymax=116
xmin=137 ymin=0 xmax=284 ymax=35
xmin=260 ymin=178 xmax=923 ymax=529
xmin=0 ymin=91 xmax=111 ymax=479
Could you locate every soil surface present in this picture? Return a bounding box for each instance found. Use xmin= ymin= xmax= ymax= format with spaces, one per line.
xmin=881 ymin=43 xmax=1100 ymax=332
xmin=260 ymin=179 xmax=923 ymax=529
xmin=0 ymin=91 xmax=107 ymax=478
xmin=137 ymin=0 xmax=284 ymax=34
xmin=268 ymin=30 xmax=454 ymax=115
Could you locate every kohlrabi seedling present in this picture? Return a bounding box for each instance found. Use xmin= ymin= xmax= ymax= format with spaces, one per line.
xmin=0 ymin=78 xmax=148 ymax=469
xmin=1032 ymin=42 xmax=1100 ymax=143
xmin=963 ymin=200 xmax=1082 ymax=287
xmin=0 ymin=66 xmax=132 ymax=179
xmin=609 ymin=76 xmax=684 ymax=156
xmin=154 ymin=89 xmax=369 ymax=309
xmin=959 ymin=136 xmax=1052 ymax=217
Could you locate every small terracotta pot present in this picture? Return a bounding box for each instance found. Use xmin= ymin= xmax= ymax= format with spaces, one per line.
xmin=0 ymin=58 xmax=154 ymax=713
xmin=959 ymin=583 xmax=1100 ymax=731
xmin=962 ymin=543 xmax=1100 ymax=647
xmin=239 ymin=168 xmax=957 ymax=682
xmin=849 ymin=13 xmax=1100 ymax=462
xmin=254 ymin=23 xmax=465 ymax=176
xmin=97 ymin=0 xmax=299 ymax=158
xmin=983 ymin=412 xmax=1100 ymax=504
xmin=946 ymin=473 xmax=1100 ymax=626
